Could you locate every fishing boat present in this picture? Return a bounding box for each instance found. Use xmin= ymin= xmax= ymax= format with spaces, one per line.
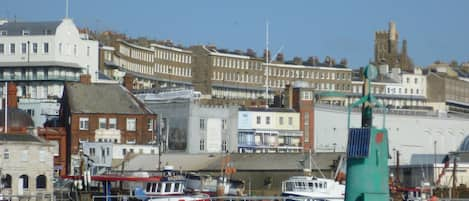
xmin=281 ymin=176 xmax=345 ymax=201
xmin=139 ymin=166 xmax=210 ymax=201
xmin=185 ymin=173 xmax=245 ymax=196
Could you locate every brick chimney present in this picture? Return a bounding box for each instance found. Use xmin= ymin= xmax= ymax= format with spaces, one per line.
xmin=123 ymin=73 xmax=134 ymax=91
xmin=7 ymin=82 xmax=17 ymax=109
xmin=79 ymin=74 xmax=92 ymax=84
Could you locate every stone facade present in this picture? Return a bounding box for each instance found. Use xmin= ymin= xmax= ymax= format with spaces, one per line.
xmin=0 ymin=134 xmax=54 ymax=198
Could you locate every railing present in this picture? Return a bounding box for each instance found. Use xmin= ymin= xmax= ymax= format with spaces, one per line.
xmin=0 ymin=193 xmax=55 ymax=201
xmin=91 ymin=195 xmax=343 ymax=201
xmin=315 ymin=103 xmax=439 ymax=117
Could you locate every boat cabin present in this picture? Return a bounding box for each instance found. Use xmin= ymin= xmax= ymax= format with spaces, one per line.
xmin=145 ymin=180 xmax=185 ymax=196
xmin=282 ymin=176 xmax=330 ymax=193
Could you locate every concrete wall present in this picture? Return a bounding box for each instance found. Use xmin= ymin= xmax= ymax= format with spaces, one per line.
xmin=314 ymin=106 xmax=469 ymax=164
xmin=188 ymin=103 xmax=239 ymax=153
xmin=143 ymin=99 xmax=239 ymax=154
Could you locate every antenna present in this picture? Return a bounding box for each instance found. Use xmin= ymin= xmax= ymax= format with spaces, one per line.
xmin=65 ymin=0 xmax=70 ymax=18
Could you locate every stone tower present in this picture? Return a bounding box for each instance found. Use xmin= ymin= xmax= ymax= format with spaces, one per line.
xmin=374 ymin=21 xmax=413 ymax=72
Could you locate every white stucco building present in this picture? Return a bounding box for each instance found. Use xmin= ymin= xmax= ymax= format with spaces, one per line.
xmin=237 ymin=107 xmax=303 ymax=153
xmin=0 ymin=18 xmax=99 ymax=126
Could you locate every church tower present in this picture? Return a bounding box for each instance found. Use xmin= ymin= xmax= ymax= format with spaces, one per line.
xmin=374 ymin=21 xmax=413 ymax=72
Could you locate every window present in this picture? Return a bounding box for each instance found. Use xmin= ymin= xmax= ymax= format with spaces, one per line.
xmin=3 ymin=148 xmax=9 ymax=159
xmin=99 ymin=118 xmax=107 ymax=129
xmin=21 ymin=150 xmax=28 ymax=161
xmin=147 ymin=119 xmax=153 ymax=131
xmin=256 ymin=116 xmax=261 ymax=124
xmin=266 ymin=116 xmax=270 ymax=125
xmin=10 ymin=43 xmax=15 ymax=54
xmin=44 ymin=43 xmax=49 ymax=53
xmin=90 ymin=148 xmax=96 ymax=157
xmin=19 ymin=175 xmax=29 ymax=189
xmin=164 ymin=183 xmax=171 ymax=192
xmin=200 ymin=139 xmax=205 ymax=151
xmin=58 ymin=43 xmax=62 ymax=54
xmin=0 ymin=44 xmax=4 ymax=54
xmin=126 ymin=118 xmax=136 ymax=131
xmin=222 ymin=140 xmax=227 ymax=152
xmin=222 ymin=119 xmax=227 ymax=130
xmin=21 ymin=43 xmax=27 ymax=54
xmin=36 ymin=175 xmax=47 ymax=189
xmin=279 ymin=117 xmax=284 ymax=125
xmin=22 ymin=30 xmax=30 ymax=35
xmin=109 ymin=118 xmax=117 ymax=129
xmin=79 ymin=117 xmax=89 ymax=130
xmin=39 ymin=150 xmax=46 ymax=162
xmin=288 ymin=117 xmax=293 ymax=125
xmin=2 ymin=174 xmax=11 ymax=188
xmin=33 ymin=43 xmax=38 ymax=53
xmin=73 ymin=44 xmax=77 ymax=56
xmin=200 ymin=119 xmax=205 ymax=130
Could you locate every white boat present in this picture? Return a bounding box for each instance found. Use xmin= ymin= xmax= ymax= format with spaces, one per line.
xmin=141 ymin=166 xmax=210 ymax=201
xmin=281 ymin=176 xmax=345 ymax=201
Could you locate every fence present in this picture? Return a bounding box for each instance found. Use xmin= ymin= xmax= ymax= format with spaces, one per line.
xmin=91 ymin=195 xmax=343 ymax=201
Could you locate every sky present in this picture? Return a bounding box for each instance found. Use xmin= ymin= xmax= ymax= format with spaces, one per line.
xmin=2 ymin=0 xmax=469 ymax=68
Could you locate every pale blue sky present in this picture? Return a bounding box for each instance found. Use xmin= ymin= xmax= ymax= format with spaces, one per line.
xmin=3 ymin=0 xmax=469 ymax=68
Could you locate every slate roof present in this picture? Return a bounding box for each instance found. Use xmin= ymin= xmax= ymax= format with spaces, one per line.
xmin=117 ymin=152 xmax=343 ymax=172
xmin=0 ymin=133 xmax=42 ymax=142
xmin=65 ymin=83 xmax=152 ymax=114
xmin=0 ymin=21 xmax=61 ymax=36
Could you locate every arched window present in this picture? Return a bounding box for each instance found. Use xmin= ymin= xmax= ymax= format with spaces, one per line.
xmin=36 ymin=175 xmax=46 ymax=189
xmin=20 ymin=175 xmax=29 ymax=188
xmin=2 ymin=174 xmax=12 ymax=188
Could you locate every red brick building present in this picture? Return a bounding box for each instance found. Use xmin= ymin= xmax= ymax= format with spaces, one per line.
xmin=38 ymin=127 xmax=67 ymax=177
xmin=60 ymin=75 xmax=157 ymax=158
xmin=285 ymin=83 xmax=315 ymax=151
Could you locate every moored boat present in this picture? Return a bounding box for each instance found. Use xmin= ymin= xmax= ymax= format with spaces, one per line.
xmin=281 ymin=176 xmax=345 ymax=201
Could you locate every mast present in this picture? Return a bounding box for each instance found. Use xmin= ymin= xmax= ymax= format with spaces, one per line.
xmin=264 ymin=21 xmax=269 ymax=104
xmin=4 ymin=82 xmax=7 ymax=133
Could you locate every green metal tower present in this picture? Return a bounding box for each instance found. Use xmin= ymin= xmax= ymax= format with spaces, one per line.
xmin=345 ymin=64 xmax=390 ymax=201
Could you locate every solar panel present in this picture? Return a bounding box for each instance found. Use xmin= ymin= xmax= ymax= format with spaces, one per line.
xmin=347 ymin=128 xmax=371 ymax=158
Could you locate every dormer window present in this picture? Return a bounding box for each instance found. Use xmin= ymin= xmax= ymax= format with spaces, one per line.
xmin=22 ymin=30 xmax=30 ymax=35
xmin=0 ymin=30 xmax=6 ymax=36
xmin=43 ymin=29 xmax=52 ymax=35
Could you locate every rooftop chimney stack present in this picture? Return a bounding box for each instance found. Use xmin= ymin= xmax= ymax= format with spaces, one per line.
xmin=123 ymin=73 xmax=134 ymax=91
xmin=79 ymin=74 xmax=92 ymax=84
xmin=7 ymin=82 xmax=17 ymax=109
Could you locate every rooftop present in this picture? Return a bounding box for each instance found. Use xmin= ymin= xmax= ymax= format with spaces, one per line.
xmin=0 ymin=133 xmax=42 ymax=143
xmin=0 ymin=20 xmax=61 ymax=36
xmin=65 ymin=83 xmax=153 ymax=114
